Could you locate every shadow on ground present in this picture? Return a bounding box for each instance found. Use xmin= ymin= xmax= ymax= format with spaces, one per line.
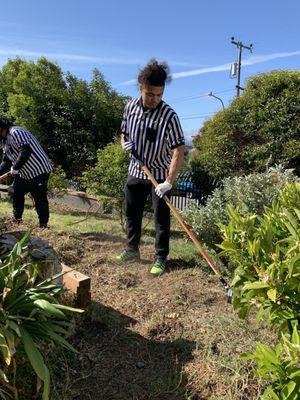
xmin=55 ymin=302 xmax=195 ymax=400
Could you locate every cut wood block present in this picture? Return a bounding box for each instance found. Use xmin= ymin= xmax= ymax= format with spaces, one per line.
xmin=61 ymin=264 xmax=91 ymax=307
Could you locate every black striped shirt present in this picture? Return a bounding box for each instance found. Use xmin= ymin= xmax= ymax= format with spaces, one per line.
xmin=4 ymin=126 xmax=53 ymax=179
xmin=121 ymin=98 xmax=185 ymax=180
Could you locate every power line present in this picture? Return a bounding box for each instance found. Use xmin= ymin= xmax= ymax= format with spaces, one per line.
xmin=180 ymin=113 xmax=215 ymax=120
xmin=180 ymin=112 xmax=215 ymax=117
xmin=168 ymin=88 xmax=234 ymax=103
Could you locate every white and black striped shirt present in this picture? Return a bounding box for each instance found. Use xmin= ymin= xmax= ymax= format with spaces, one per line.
xmin=4 ymin=126 xmax=53 ymax=179
xmin=121 ymin=98 xmax=185 ymax=180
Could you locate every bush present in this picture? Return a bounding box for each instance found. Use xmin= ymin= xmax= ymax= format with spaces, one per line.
xmin=219 ymin=182 xmax=300 ymax=399
xmin=243 ymin=327 xmax=300 ymax=400
xmin=192 ymin=70 xmax=300 ymax=179
xmin=48 ymin=165 xmax=69 ymax=196
xmin=82 ymin=139 xmax=129 ymax=228
xmin=183 ymin=166 xmax=298 ymax=248
xmin=219 ymin=182 xmax=300 ymax=330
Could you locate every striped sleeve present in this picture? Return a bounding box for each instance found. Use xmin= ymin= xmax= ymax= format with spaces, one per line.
xmin=120 ymin=102 xmax=129 ymax=134
xmin=10 ymin=129 xmax=31 ymax=148
xmin=167 ymin=114 xmax=185 ymax=149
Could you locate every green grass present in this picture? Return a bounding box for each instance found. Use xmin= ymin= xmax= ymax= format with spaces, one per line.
xmin=0 ymin=197 xmax=215 ymax=272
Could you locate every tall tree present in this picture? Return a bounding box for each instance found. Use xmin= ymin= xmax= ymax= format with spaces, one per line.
xmin=0 ymin=57 xmax=128 ymax=176
xmin=192 ymin=70 xmax=300 ymax=179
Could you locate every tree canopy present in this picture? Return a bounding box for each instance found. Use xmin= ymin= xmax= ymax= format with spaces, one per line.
xmin=192 ymin=70 xmax=300 ymax=179
xmin=0 ymin=57 xmax=129 ymax=176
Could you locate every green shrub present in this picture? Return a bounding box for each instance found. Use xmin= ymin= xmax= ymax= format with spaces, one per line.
xmin=219 ymin=182 xmax=300 ymax=331
xmin=219 ymin=182 xmax=300 ymax=399
xmin=0 ymin=232 xmax=83 ymax=399
xmin=48 ymin=165 xmax=68 ymax=196
xmin=192 ymin=70 xmax=300 ymax=179
xmin=82 ymin=139 xmax=129 ymax=228
xmin=183 ymin=166 xmax=298 ymax=248
xmin=243 ymin=326 xmax=300 ymax=400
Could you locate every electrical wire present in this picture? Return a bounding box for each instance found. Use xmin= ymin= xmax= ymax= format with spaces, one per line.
xmin=168 ymin=88 xmax=235 ymax=103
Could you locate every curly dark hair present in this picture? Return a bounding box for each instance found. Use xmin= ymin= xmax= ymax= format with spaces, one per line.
xmin=0 ymin=118 xmax=12 ymax=129
xmin=138 ymin=59 xmax=171 ymax=87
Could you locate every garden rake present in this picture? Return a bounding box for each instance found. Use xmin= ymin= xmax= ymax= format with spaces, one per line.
xmin=0 ymin=171 xmax=11 ymax=180
xmin=123 ymin=136 xmax=233 ymax=303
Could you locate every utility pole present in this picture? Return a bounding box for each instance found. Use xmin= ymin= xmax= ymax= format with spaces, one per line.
xmin=230 ymin=37 xmax=253 ymax=97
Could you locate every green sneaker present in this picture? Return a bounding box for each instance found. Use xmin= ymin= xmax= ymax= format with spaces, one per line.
xmin=116 ymin=249 xmax=140 ymax=262
xmin=150 ymin=259 xmax=166 ymax=276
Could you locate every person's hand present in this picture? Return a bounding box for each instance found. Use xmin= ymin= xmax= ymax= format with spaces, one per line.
xmin=155 ymin=180 xmax=172 ymax=198
xmin=121 ymin=139 xmax=135 ymax=152
xmin=10 ymin=167 xmax=19 ymax=176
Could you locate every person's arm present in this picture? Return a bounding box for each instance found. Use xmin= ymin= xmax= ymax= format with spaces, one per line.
xmin=13 ymin=144 xmax=32 ymax=170
xmin=0 ymin=152 xmax=12 ymax=176
xmin=155 ymin=145 xmax=185 ymax=198
xmin=166 ymin=145 xmax=185 ymax=184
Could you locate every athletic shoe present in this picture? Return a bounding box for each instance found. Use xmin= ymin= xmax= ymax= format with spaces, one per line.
xmin=116 ymin=249 xmax=140 ymax=262
xmin=150 ymin=258 xmax=166 ymax=276
xmin=39 ymin=224 xmax=48 ymax=230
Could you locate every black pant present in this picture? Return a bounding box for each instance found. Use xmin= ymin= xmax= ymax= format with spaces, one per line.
xmin=125 ymin=175 xmax=170 ymax=260
xmin=13 ymin=173 xmax=50 ymax=225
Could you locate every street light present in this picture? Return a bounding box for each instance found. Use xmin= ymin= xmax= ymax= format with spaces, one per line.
xmin=207 ymin=91 xmax=225 ymax=110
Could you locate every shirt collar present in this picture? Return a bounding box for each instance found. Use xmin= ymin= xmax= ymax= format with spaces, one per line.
xmin=137 ymin=97 xmax=163 ymax=114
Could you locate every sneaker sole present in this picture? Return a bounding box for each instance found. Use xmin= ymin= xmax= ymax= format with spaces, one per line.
xmin=116 ymin=256 xmax=141 ymax=263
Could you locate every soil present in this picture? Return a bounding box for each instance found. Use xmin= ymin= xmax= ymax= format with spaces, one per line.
xmin=1 ymin=208 xmax=272 ymax=400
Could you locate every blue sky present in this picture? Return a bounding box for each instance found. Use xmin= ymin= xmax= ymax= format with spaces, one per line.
xmin=1 ymin=0 xmax=299 ymax=143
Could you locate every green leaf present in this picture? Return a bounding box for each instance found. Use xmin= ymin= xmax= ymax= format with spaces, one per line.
xmin=54 ymin=304 xmax=84 ymax=313
xmin=256 ymin=343 xmax=279 ymax=365
xmin=291 ymin=325 xmax=299 ymax=345
xmin=33 ymin=299 xmax=66 ymax=319
xmin=267 ymin=288 xmax=277 ymax=302
xmin=289 ymin=370 xmax=300 ymax=379
xmin=7 ymin=320 xmax=21 ymax=337
xmin=0 ymin=330 xmax=10 ymax=365
xmin=288 ymin=253 xmax=300 ymax=278
xmin=243 ymin=281 xmax=270 ymax=290
xmin=0 ymin=368 xmax=9 ymax=383
xmin=19 ymin=326 xmax=50 ymax=400
xmin=293 ymin=208 xmax=300 ymax=221
xmin=280 ymin=381 xmax=296 ymax=398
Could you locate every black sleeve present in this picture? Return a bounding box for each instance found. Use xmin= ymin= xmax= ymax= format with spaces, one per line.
xmin=0 ymin=152 xmax=12 ymax=176
xmin=13 ymin=144 xmax=32 ymax=170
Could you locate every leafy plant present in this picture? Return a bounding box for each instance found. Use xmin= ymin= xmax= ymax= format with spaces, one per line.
xmin=183 ymin=165 xmax=298 ymax=248
xmin=82 ymin=139 xmax=129 ymax=229
xmin=219 ymin=182 xmax=300 ymax=398
xmin=0 ymin=57 xmax=128 ymax=177
xmin=219 ymin=182 xmax=300 ymax=331
xmin=48 ymin=165 xmax=68 ymax=196
xmin=242 ymin=326 xmax=300 ymax=400
xmin=0 ymin=231 xmax=84 ymax=399
xmin=192 ymin=70 xmax=300 ymax=179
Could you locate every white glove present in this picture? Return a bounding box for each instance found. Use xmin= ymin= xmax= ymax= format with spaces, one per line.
xmin=10 ymin=167 xmax=19 ymax=176
xmin=155 ymin=180 xmax=172 ymax=198
xmin=121 ymin=139 xmax=135 ymax=152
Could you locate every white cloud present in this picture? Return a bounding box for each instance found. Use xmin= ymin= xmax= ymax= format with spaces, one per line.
xmin=120 ymin=50 xmax=300 ymax=85
xmin=0 ymin=48 xmax=202 ymax=69
xmin=0 ymin=48 xmax=141 ymax=65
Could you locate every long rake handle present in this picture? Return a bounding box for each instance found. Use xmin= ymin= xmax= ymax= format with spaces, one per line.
xmin=0 ymin=171 xmax=11 ymax=180
xmin=142 ymin=164 xmax=222 ymax=278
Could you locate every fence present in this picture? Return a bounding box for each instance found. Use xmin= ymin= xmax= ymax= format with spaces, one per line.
xmin=170 ymin=183 xmax=204 ymax=211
